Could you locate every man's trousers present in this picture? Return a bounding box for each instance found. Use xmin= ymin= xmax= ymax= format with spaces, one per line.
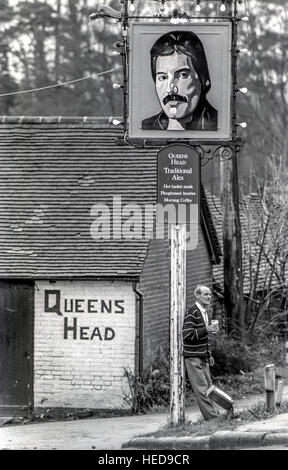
xmin=185 ymin=357 xmax=218 ymax=421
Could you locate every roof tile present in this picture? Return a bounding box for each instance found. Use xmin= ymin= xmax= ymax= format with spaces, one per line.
xmin=0 ymin=119 xmax=221 ymax=278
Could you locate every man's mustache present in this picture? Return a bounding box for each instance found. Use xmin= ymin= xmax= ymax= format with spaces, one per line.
xmin=163 ymin=94 xmax=187 ymax=106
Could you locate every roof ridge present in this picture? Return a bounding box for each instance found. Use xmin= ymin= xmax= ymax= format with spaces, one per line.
xmin=0 ymin=116 xmax=122 ymax=125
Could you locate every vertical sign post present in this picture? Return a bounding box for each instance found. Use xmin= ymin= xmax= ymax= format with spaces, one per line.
xmin=220 ymin=0 xmax=244 ymax=338
xmin=157 ymin=144 xmax=200 ymax=426
xmin=170 ymin=224 xmax=186 ymax=426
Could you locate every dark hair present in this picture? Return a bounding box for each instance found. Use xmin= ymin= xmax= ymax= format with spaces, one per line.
xmin=150 ymin=30 xmax=211 ymax=96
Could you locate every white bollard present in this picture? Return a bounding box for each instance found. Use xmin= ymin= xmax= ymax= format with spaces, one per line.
xmin=264 ymin=364 xmax=276 ymax=411
xmin=276 ymin=380 xmax=284 ymax=407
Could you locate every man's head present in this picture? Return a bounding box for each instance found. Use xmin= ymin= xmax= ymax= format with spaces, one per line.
xmin=150 ymin=31 xmax=211 ymax=120
xmin=194 ymin=285 xmax=212 ymax=307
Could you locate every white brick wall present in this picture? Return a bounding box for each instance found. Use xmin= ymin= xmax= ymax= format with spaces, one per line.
xmin=34 ymin=280 xmax=136 ymax=409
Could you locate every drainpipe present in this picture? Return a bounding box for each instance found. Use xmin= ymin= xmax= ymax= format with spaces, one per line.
xmin=132 ymin=281 xmax=144 ymax=377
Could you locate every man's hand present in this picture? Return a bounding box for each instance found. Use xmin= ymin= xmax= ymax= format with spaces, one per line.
xmin=206 ymin=323 xmax=219 ymax=334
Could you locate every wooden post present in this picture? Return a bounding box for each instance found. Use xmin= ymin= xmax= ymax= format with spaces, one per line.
xmin=170 ymin=224 xmax=186 ymax=426
xmin=220 ymin=152 xmax=244 ymax=337
xmin=285 ymin=341 xmax=288 ymax=364
xmin=276 ymin=380 xmax=284 ymax=408
xmin=219 ymin=2 xmax=244 ymax=339
xmin=264 ymin=364 xmax=276 ymax=411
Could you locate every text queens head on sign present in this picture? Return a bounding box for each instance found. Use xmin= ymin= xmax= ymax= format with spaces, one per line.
xmin=129 ymin=22 xmax=232 ymax=141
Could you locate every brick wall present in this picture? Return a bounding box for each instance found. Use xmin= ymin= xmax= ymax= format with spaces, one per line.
xmin=186 ymin=227 xmax=213 ymax=307
xmin=140 ymin=226 xmax=212 ymax=368
xmin=34 ymin=280 xmax=135 ymax=410
xmin=139 ymin=238 xmax=170 ymax=368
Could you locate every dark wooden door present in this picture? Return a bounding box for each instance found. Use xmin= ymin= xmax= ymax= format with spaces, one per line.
xmin=0 ymin=281 xmax=34 ymax=416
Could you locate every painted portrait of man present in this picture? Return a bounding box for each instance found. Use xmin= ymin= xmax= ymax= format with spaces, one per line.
xmin=141 ymin=30 xmax=218 ymax=132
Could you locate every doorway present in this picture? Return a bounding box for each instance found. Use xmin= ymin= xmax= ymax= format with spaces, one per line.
xmin=0 ymin=281 xmax=34 ymax=416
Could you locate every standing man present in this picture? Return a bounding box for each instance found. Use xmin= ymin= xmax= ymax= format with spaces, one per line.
xmin=142 ymin=30 xmax=218 ymax=131
xmin=182 ymin=285 xmax=219 ymax=421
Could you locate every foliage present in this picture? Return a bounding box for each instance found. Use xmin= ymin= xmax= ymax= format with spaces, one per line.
xmin=240 ymin=154 xmax=288 ymax=333
xmin=0 ymin=0 xmax=123 ymax=116
xmin=123 ymin=346 xmax=170 ymax=414
xmin=246 ymin=400 xmax=288 ymax=420
xmin=210 ymin=331 xmax=254 ymax=376
xmin=237 ymin=0 xmax=288 ymax=190
xmin=211 ymin=329 xmax=286 ymax=372
xmin=123 ymin=330 xmax=288 ymax=414
xmin=213 ymin=372 xmax=264 ymax=400
xmin=249 ymin=332 xmax=287 ymax=368
xmin=211 ymin=331 xmax=287 ymax=399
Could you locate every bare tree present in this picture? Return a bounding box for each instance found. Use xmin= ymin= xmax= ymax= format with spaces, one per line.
xmin=241 ymin=155 xmax=288 ymax=337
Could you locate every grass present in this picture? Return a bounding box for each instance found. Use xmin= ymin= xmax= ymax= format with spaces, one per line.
xmin=139 ymin=399 xmax=288 ymax=439
xmin=124 ymin=333 xmax=288 ymax=415
xmin=148 ymin=370 xmax=288 ymax=414
xmin=211 ymin=368 xmax=265 ymax=400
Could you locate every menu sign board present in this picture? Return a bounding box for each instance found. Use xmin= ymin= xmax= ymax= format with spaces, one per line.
xmin=157 ymin=144 xmax=200 ymax=223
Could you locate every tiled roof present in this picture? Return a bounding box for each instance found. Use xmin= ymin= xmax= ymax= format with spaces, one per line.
xmin=0 ymin=117 xmax=221 ymax=279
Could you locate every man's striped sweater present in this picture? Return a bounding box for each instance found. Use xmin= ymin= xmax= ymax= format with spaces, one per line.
xmin=182 ymin=303 xmax=210 ymax=359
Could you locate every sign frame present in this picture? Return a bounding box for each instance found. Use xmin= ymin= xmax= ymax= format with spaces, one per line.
xmin=128 ymin=21 xmax=232 ymax=141
xmin=157 ymin=143 xmax=200 ymax=224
